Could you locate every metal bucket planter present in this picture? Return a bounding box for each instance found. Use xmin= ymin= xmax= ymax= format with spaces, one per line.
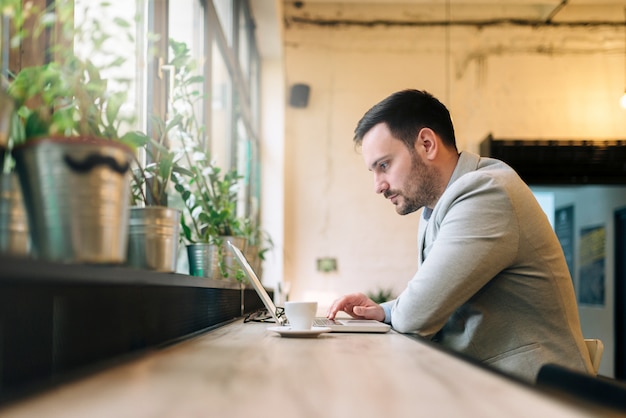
xmin=187 ymin=236 xmax=246 ymax=280
xmin=0 ymin=89 xmax=14 ymax=150
xmin=187 ymin=242 xmax=218 ymax=279
xmin=0 ymin=173 xmax=30 ymax=256
xmin=13 ymin=136 xmax=133 ymax=264
xmin=127 ymin=206 xmax=181 ymax=272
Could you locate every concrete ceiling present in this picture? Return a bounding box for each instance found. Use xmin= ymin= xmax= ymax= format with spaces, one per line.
xmin=282 ymin=0 xmax=626 ymax=26
xmin=251 ymin=0 xmax=626 ymax=59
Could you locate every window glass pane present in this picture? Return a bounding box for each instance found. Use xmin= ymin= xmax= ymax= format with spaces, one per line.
xmin=235 ymin=116 xmax=249 ymax=218
xmin=213 ymin=0 xmax=233 ymax=46
xmin=235 ymin=114 xmax=259 ymax=221
xmin=169 ymin=0 xmax=205 ymax=66
xmin=237 ymin=3 xmax=250 ymax=84
xmin=74 ymin=0 xmax=142 ymax=133
xmin=169 ymin=0 xmax=206 ymax=151
xmin=249 ymin=46 xmax=260 ymax=130
xmin=211 ymin=39 xmax=232 ymax=171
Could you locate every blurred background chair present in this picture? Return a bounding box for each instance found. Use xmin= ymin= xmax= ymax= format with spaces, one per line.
xmin=584 ymin=338 xmax=604 ymax=375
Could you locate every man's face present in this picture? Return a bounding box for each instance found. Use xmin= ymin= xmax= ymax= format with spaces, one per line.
xmin=361 ymin=123 xmax=439 ymax=214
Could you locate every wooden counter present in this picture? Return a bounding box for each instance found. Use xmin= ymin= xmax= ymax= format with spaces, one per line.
xmin=0 ymin=320 xmax=613 ymax=417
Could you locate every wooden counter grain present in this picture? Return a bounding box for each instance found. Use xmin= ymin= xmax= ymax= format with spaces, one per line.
xmin=0 ymin=320 xmax=609 ymax=417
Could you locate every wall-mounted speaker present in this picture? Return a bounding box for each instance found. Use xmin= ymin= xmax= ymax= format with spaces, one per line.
xmin=289 ymin=83 xmax=310 ymax=108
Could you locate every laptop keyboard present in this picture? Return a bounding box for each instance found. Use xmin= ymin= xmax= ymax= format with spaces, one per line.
xmin=312 ymin=318 xmax=336 ymax=327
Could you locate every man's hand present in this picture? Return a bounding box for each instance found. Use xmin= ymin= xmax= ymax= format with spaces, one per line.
xmin=326 ymin=292 xmax=385 ymax=322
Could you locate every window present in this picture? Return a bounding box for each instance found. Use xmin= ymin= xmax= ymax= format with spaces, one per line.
xmin=74 ymin=0 xmax=143 ymax=134
xmin=165 ymin=0 xmax=259 ymax=220
xmin=211 ymin=36 xmax=233 ymax=170
xmin=2 ymin=0 xmax=262 ymax=237
xmin=213 ymin=0 xmax=234 ymax=46
xmin=168 ymin=0 xmax=207 ymax=153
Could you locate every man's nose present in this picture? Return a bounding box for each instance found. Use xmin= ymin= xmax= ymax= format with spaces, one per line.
xmin=374 ymin=175 xmax=388 ymax=194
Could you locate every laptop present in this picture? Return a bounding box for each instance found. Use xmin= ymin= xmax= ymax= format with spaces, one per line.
xmin=228 ymin=241 xmax=391 ymax=333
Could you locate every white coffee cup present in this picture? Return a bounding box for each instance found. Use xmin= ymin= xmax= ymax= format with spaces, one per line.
xmin=284 ymin=301 xmax=317 ymax=330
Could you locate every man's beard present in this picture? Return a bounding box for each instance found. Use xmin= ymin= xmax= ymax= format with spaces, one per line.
xmin=388 ymin=154 xmax=440 ymax=215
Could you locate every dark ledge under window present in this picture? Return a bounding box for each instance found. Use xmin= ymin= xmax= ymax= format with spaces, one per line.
xmin=0 ymin=254 xmax=266 ymax=405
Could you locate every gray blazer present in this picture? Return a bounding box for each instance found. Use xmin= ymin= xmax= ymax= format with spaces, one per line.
xmin=382 ymin=151 xmax=593 ymax=382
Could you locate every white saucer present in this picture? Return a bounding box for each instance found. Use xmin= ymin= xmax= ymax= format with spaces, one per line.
xmin=267 ymin=326 xmax=332 ymax=338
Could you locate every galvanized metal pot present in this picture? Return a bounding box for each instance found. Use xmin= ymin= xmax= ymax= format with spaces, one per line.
xmin=187 ymin=236 xmax=246 ymax=280
xmin=0 ymin=173 xmax=30 ymax=256
xmin=127 ymin=206 xmax=181 ymax=272
xmin=187 ymin=242 xmax=218 ymax=279
xmin=0 ymin=89 xmax=14 ymax=150
xmin=13 ymin=136 xmax=133 ymax=264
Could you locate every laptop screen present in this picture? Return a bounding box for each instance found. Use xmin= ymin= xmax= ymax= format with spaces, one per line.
xmin=228 ymin=242 xmax=285 ymax=325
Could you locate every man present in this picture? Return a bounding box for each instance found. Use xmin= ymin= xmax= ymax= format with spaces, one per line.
xmin=327 ymin=89 xmax=593 ymax=382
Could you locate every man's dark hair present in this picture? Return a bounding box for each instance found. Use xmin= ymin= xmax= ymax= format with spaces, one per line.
xmin=353 ymin=89 xmax=457 ymax=152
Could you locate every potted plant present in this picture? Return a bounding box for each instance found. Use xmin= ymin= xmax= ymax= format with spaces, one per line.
xmin=0 ymin=85 xmax=12 ymax=152
xmin=150 ymin=39 xmax=245 ymax=281
xmin=5 ymin=1 xmax=140 ymax=263
xmin=174 ymin=144 xmax=246 ymax=281
xmin=0 ymin=78 xmax=29 ymax=256
xmin=123 ymin=117 xmax=184 ymax=273
xmin=366 ymin=288 xmax=395 ymax=304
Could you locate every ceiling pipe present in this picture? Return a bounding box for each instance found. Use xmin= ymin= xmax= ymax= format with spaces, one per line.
xmin=286 ymin=0 xmax=625 ymax=31
xmin=286 ymin=16 xmax=626 ymax=29
xmin=544 ymin=0 xmax=568 ymax=25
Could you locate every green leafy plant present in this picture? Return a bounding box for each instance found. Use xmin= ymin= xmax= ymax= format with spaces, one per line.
xmin=162 ymin=39 xmax=244 ymax=243
xmin=173 ymin=143 xmax=245 ymax=280
xmin=242 ymin=218 xmax=274 ymax=261
xmin=5 ymin=1 xmax=139 ymax=144
xmin=367 ymin=288 xmax=395 ymax=304
xmin=161 ymin=39 xmax=246 ymax=280
xmin=124 ymin=116 xmax=186 ymax=207
xmin=174 ymin=146 xmax=243 ymax=243
xmin=7 ymin=4 xmax=184 ymax=208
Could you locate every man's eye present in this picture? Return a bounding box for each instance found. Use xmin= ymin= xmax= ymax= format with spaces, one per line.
xmin=379 ymin=162 xmax=388 ymax=170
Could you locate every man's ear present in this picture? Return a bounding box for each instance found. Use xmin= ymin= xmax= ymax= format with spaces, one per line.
xmin=417 ymin=128 xmax=438 ymax=161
